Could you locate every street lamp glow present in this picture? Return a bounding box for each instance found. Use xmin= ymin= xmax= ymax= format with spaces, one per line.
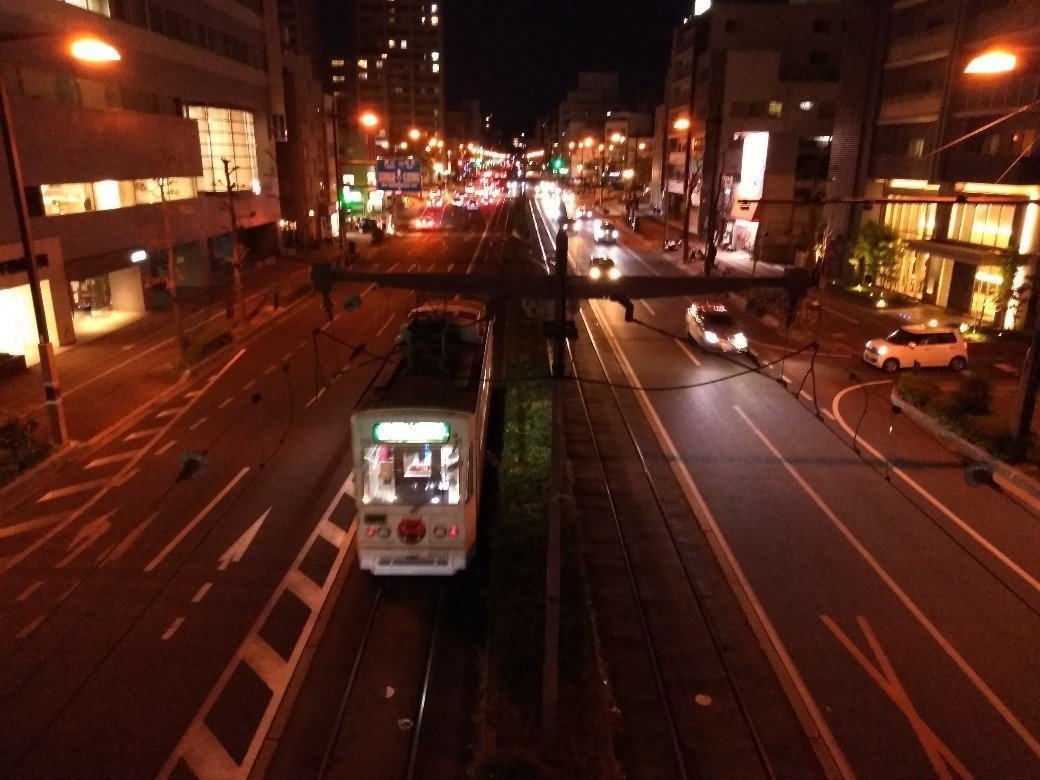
xmin=408 ymin=128 xmax=421 ymax=140
xmin=673 ymin=117 xmax=691 ymax=131
xmin=70 ymin=37 xmax=121 ymax=62
xmin=622 ymin=169 xmax=635 ymax=180
xmin=359 ymin=111 xmax=380 ymax=128
xmin=610 ymin=132 xmax=625 ymax=144
xmin=584 ymin=136 xmax=595 ymax=148
xmin=964 ymin=50 xmax=1017 ymax=74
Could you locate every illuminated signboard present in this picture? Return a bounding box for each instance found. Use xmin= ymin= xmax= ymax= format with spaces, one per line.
xmin=373 ymin=421 xmax=450 ymax=443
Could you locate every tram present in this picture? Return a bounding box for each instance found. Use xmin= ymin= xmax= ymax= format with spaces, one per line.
xmin=351 ymin=300 xmax=493 ymax=575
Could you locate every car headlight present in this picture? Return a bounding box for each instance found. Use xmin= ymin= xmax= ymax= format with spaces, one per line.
xmin=877 ymin=345 xmax=888 ymax=355
xmin=589 ymin=266 xmax=602 ymax=279
xmin=704 ymin=331 xmax=719 ymax=344
xmin=731 ymin=332 xmax=747 ymax=350
xmin=612 ymin=230 xmax=619 ymax=238
xmin=608 ymin=267 xmax=621 ymax=280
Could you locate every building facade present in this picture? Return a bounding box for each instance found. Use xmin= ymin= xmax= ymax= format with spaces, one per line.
xmin=0 ymin=0 xmax=284 ymax=365
xmin=859 ymin=0 xmax=1040 ymax=329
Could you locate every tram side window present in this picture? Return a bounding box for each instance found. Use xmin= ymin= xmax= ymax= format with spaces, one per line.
xmin=361 ymin=441 xmax=462 ymax=505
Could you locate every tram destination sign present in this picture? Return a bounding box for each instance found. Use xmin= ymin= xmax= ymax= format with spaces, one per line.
xmin=373 ymin=421 xmax=450 ymax=444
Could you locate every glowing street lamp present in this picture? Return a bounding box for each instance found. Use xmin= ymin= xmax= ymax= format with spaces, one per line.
xmin=358 ymin=112 xmax=380 ymax=160
xmin=964 ymin=49 xmax=1018 ymax=75
xmin=359 ymin=111 xmax=380 ymax=129
xmin=408 ymin=127 xmax=421 ymax=141
xmin=70 ymin=37 xmax=121 ymax=62
xmin=673 ymin=117 xmax=691 ymax=131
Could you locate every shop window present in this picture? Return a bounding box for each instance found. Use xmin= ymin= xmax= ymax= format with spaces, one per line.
xmin=184 ymin=106 xmax=259 ymax=193
xmin=948 ymin=203 xmax=1016 ymax=248
xmin=41 ymin=183 xmax=94 ymax=215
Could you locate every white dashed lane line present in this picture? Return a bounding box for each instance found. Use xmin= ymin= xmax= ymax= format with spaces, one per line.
xmin=162 ymin=617 xmax=185 ymax=641
xmin=154 ymin=440 xmax=177 ymax=457
xmin=242 ymin=380 xmax=257 ymax=391
xmin=124 ymin=427 xmax=164 ymax=442
xmin=17 ymin=580 xmax=44 ymax=602
xmin=85 ymin=451 xmax=140 ymax=470
xmin=192 ymin=583 xmax=213 ymax=604
xmin=189 ymin=417 xmax=209 ymax=431
xmin=218 ymin=397 xmax=235 ymax=410
xmin=262 ymin=365 xmax=276 ymax=375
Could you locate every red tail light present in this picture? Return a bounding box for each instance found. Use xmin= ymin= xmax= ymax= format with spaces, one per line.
xmin=365 ymin=526 xmax=376 ymax=538
xmin=448 ymin=524 xmax=459 ymax=538
xmin=397 ymin=517 xmax=427 ymax=544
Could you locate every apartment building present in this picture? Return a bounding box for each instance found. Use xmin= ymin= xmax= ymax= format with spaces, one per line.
xmin=0 ymin=0 xmax=285 ymax=365
xmin=860 ymin=0 xmax=1040 ymax=328
xmin=653 ymin=0 xmax=851 ymax=264
xmin=355 ymin=0 xmax=444 ymax=147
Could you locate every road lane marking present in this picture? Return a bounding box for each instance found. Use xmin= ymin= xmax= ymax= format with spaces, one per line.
xmin=734 ymin=404 xmax=1040 ymax=760
xmin=1 ymin=350 xmax=247 ymax=581
xmin=0 ymin=513 xmax=66 ymax=540
xmin=642 ymin=300 xmax=657 ymax=316
xmin=192 ymin=582 xmax=213 ymax=604
xmin=17 ymin=615 xmax=45 ymax=640
xmin=189 ymin=416 xmax=209 ymax=431
xmin=218 ymin=397 xmax=234 ymax=410
xmin=184 ymin=390 xmax=203 ymax=399
xmin=17 ymin=580 xmax=44 ymax=602
xmin=263 ymin=364 xmax=276 ymax=375
xmin=799 ymin=389 xmax=814 ymax=403
xmin=217 ymin=508 xmax=269 ymax=570
xmin=305 ymin=387 xmax=327 ymax=409
xmin=144 ymin=467 xmax=251 ymax=573
xmin=100 ymin=512 xmax=156 ymax=565
xmin=675 ymin=340 xmax=702 ymax=367
xmin=124 ymin=427 xmax=164 ymax=442
xmin=823 ymin=615 xmax=971 ymax=779
xmin=361 ymin=283 xmax=376 ymax=296
xmin=407 ymin=262 xmax=418 ymax=272
xmin=376 ymin=314 xmax=396 ymax=336
xmin=85 ymin=451 xmax=140 ymax=470
xmin=832 ymin=381 xmax=1040 ymax=597
xmin=156 ymin=408 xmax=181 ymax=419
xmin=585 ymin=300 xmax=853 ymax=778
xmin=242 ymin=380 xmax=257 ymax=391
xmin=154 ymin=440 xmax=177 ymax=457
xmin=56 ymin=508 xmax=116 ymax=569
xmin=37 ymin=479 xmax=110 ymax=503
xmin=162 ymin=617 xmax=185 ymax=641
xmin=159 ymin=482 xmax=357 ymax=780
xmin=281 ymin=352 xmax=292 ymax=362
xmin=387 ymin=262 xmax=399 ymax=272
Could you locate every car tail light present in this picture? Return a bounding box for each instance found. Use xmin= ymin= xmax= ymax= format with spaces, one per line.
xmin=448 ymin=524 xmax=459 ymax=538
xmin=397 ymin=517 xmax=427 ymax=544
xmin=365 ymin=526 xmax=376 ymax=538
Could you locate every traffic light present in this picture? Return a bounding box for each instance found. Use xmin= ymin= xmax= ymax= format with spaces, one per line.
xmin=550 ymin=156 xmax=564 ymax=173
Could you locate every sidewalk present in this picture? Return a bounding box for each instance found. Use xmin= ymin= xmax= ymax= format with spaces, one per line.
xmin=0 ymin=257 xmax=312 ymax=443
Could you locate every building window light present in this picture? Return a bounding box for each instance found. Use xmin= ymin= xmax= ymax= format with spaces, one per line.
xmin=431 ymin=51 xmax=440 ymax=62
xmin=388 ymin=39 xmax=396 ymax=48
xmin=430 ymin=15 xmax=439 ymax=25
xmin=432 ymin=63 xmax=440 ymax=73
xmin=357 ymin=59 xmax=368 ymax=68
xmin=768 ymin=101 xmax=783 ymax=117
xmin=401 ymin=39 xmax=408 ymax=49
xmin=799 ymin=100 xmax=814 ymax=111
xmin=331 ymin=59 xmax=345 ymax=67
xmin=431 ymin=3 xmax=437 ymax=11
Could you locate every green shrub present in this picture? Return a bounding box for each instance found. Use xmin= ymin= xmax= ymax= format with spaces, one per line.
xmin=951 ymin=372 xmax=991 ymax=416
xmin=898 ymin=372 xmax=940 ymax=408
xmin=0 ymin=416 xmax=50 ymax=486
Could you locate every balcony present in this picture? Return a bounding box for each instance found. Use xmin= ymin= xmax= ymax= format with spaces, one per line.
xmin=941 ymin=152 xmax=1040 ymax=185
xmin=871 ymin=153 xmax=932 ymax=180
xmin=886 ymin=28 xmax=953 ymax=67
xmin=878 ymin=92 xmax=942 ymax=123
xmin=954 ymin=75 xmax=1040 ymax=117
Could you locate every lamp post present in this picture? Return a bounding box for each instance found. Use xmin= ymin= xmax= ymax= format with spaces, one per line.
xmin=0 ymin=35 xmax=120 ymax=445
xmin=359 ymin=111 xmax=380 ymax=162
xmin=664 ymin=117 xmax=690 ymax=250
xmin=960 ymin=48 xmax=1040 ymax=459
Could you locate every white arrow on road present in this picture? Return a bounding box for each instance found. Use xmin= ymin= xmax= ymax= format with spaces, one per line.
xmin=217 ymin=507 xmax=270 ymax=571
xmin=56 ymin=508 xmax=117 ymax=569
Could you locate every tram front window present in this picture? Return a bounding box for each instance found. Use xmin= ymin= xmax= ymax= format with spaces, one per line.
xmin=362 ymin=441 xmax=462 ymax=506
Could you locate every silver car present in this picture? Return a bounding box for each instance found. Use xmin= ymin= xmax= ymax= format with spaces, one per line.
xmin=685 ymin=302 xmax=749 ymax=352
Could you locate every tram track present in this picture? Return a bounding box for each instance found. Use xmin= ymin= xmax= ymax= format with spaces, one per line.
xmin=527 ymin=195 xmax=780 ymax=778
xmin=316 ymin=581 xmax=445 ymax=780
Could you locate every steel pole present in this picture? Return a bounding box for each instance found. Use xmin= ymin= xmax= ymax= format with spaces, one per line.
xmin=0 ymin=70 xmax=67 ymax=444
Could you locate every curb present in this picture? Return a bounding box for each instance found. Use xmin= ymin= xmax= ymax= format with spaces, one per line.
xmin=890 ymin=387 xmax=1040 ymax=514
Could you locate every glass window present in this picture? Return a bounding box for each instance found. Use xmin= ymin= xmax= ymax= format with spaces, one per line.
xmin=40 ymin=183 xmax=94 ymax=215
xmin=93 ymin=179 xmax=122 ymax=210
xmin=185 ymin=106 xmax=259 ymax=193
xmin=61 ymin=0 xmax=110 ymax=16
xmin=361 ymin=440 xmax=462 ymax=506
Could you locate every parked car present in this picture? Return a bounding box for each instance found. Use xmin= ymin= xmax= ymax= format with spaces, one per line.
xmin=593 ymin=220 xmax=619 ymax=244
xmin=685 ymin=302 xmax=748 ymax=352
xmin=863 ymin=324 xmax=968 ymax=372
xmin=588 ymin=255 xmax=620 ymax=281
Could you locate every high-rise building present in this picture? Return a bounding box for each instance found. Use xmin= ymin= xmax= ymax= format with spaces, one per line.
xmin=0 ymin=0 xmax=284 ymax=365
xmin=355 ymin=0 xmax=444 ymax=148
xmin=848 ymin=0 xmax=1040 ymax=329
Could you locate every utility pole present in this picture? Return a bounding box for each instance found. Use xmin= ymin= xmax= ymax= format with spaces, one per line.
xmin=1014 ymin=288 xmax=1040 ymax=460
xmin=680 ymin=25 xmax=704 ymax=266
xmin=0 ymin=73 xmax=67 ymax=444
xmin=330 ymin=101 xmax=346 ymax=252
xmin=221 ymin=158 xmax=246 ymax=328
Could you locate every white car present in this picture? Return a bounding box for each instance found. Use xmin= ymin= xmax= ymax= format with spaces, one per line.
xmin=685 ymin=302 xmax=748 ymax=353
xmin=863 ymin=324 xmax=968 ymax=372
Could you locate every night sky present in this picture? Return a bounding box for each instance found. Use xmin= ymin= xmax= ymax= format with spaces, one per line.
xmin=319 ymin=0 xmax=689 ymax=140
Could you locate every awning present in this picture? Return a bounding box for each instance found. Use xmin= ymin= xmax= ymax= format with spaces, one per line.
xmin=904 ymin=239 xmax=1007 ymax=267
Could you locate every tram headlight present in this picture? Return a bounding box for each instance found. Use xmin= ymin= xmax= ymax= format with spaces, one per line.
xmin=704 ymin=330 xmax=720 ymax=345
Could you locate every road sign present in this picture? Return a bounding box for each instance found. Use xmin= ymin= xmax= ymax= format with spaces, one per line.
xmin=375 ymin=157 xmax=422 ymax=193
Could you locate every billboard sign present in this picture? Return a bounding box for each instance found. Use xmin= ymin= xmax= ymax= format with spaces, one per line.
xmin=375 ymin=157 xmax=422 ymax=193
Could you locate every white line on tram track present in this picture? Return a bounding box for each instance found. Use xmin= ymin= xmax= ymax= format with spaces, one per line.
xmin=376 ymin=314 xmax=396 ymax=336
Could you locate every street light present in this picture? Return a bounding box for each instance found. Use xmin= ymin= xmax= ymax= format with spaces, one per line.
xmin=408 ymin=127 xmax=421 ymax=141
xmin=0 ymin=34 xmax=121 ymax=444
xmin=964 ymin=49 xmax=1018 ymax=75
xmin=358 ymin=111 xmax=380 ymax=160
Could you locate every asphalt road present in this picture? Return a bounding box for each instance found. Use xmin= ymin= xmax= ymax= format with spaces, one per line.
xmin=0 ymin=199 xmax=505 ymax=778
xmin=534 ymin=193 xmax=1040 ymax=777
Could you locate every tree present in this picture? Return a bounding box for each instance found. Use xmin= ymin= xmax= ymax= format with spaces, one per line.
xmin=850 ymin=221 xmax=899 ymax=286
xmin=220 ymin=157 xmax=247 ymax=329
xmin=142 ymin=177 xmax=187 ymax=353
xmin=994 ymin=248 xmax=1025 ymax=330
